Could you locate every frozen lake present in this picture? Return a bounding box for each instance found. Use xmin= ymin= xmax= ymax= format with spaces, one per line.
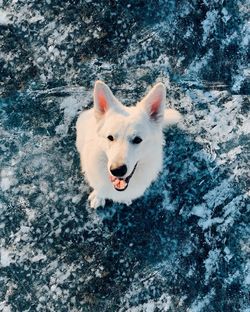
xmin=0 ymin=1 xmax=249 ymax=311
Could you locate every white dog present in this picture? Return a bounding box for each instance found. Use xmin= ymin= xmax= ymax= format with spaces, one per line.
xmin=76 ymin=81 xmax=181 ymax=208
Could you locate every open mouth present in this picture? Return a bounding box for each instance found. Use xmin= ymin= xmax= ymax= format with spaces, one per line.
xmin=109 ymin=163 xmax=138 ymax=191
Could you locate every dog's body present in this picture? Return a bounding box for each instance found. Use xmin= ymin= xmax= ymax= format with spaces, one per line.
xmin=76 ymin=81 xmax=181 ymax=208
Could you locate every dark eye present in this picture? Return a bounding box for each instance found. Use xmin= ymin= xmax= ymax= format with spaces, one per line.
xmin=107 ymin=135 xmax=114 ymax=141
xmin=132 ymin=136 xmax=142 ymax=144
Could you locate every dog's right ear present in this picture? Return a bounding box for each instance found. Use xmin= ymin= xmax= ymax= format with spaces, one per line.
xmin=94 ymin=81 xmax=119 ymax=119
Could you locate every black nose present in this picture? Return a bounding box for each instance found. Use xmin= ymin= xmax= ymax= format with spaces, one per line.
xmin=110 ymin=164 xmax=127 ymax=177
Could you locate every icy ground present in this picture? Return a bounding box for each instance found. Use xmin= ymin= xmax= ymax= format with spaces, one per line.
xmin=0 ymin=1 xmax=249 ymax=311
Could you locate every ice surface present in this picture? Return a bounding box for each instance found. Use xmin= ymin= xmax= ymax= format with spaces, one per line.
xmin=0 ymin=0 xmax=249 ymax=311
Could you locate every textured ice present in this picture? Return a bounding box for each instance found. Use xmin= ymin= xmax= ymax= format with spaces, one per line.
xmin=0 ymin=0 xmax=249 ymax=311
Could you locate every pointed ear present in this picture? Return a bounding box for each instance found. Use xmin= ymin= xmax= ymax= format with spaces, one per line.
xmin=93 ymin=80 xmax=118 ymax=118
xmin=139 ymin=83 xmax=166 ymax=123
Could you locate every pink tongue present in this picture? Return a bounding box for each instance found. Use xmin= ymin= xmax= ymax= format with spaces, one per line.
xmin=109 ymin=176 xmax=128 ymax=190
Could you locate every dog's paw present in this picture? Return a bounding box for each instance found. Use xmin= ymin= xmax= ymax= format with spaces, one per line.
xmin=88 ymin=191 xmax=105 ymax=209
xmin=124 ymin=200 xmax=132 ymax=206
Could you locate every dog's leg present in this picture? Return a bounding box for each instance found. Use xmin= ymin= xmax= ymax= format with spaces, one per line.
xmin=88 ymin=191 xmax=105 ymax=209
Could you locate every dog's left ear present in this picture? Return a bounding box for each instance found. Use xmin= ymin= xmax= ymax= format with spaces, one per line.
xmin=94 ymin=80 xmax=121 ymax=119
xmin=139 ymin=83 xmax=166 ymax=123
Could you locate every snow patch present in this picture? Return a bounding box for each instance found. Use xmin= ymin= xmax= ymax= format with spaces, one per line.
xmin=56 ymin=90 xmax=91 ymax=135
xmin=244 ymin=261 xmax=250 ymax=286
xmin=0 ymin=9 xmax=11 ymax=25
xmin=121 ymin=294 xmax=173 ymax=312
xmin=1 ymin=168 xmax=16 ymax=191
xmin=202 ymin=10 xmax=218 ymax=44
xmin=0 ymin=248 xmax=13 ymax=267
xmin=204 ymin=250 xmax=220 ymax=283
xmin=31 ymin=253 xmax=47 ymax=263
xmin=188 ymin=289 xmax=215 ymax=312
xmin=0 ymin=302 xmax=12 ymax=312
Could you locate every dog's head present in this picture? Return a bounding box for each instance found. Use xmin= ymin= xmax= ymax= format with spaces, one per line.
xmin=93 ymin=80 xmax=166 ymax=191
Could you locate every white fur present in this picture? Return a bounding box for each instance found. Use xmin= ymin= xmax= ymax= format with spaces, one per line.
xmin=76 ymin=81 xmax=181 ymax=208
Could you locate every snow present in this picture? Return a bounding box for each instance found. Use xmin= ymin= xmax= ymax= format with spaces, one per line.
xmin=120 ymin=293 xmax=173 ymax=312
xmin=0 ymin=248 xmax=12 ymax=267
xmin=0 ymin=9 xmax=11 ymax=25
xmin=188 ymin=290 xmax=215 ymax=312
xmin=0 ymin=168 xmax=15 ymax=191
xmin=55 ymin=90 xmax=91 ymax=135
xmin=204 ymin=249 xmax=220 ymax=283
xmin=0 ymin=303 xmax=11 ymax=312
xmin=202 ymin=10 xmax=218 ymax=45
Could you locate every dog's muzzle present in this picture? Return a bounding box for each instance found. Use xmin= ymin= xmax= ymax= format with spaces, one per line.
xmin=109 ymin=163 xmax=138 ymax=191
